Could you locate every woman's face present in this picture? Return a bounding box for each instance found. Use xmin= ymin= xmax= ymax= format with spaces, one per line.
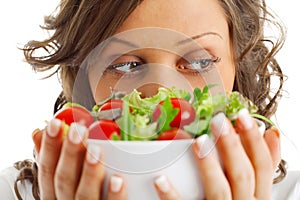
xmin=87 ymin=0 xmax=235 ymax=102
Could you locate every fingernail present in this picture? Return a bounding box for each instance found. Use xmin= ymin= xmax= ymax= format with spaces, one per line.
xmin=195 ymin=134 xmax=215 ymax=158
xmin=154 ymin=175 xmax=170 ymax=193
xmin=86 ymin=143 xmax=101 ymax=164
xmin=32 ymin=129 xmax=41 ymax=142
xmin=256 ymin=119 xmax=266 ymax=136
xmin=210 ymin=112 xmax=230 ymax=138
xmin=32 ymin=128 xmax=41 ymax=138
xmin=110 ymin=175 xmax=123 ymax=193
xmin=47 ymin=119 xmax=61 ymax=137
xmin=237 ymin=108 xmax=253 ymax=130
xmin=68 ymin=123 xmax=87 ymax=144
xmin=270 ymin=126 xmax=280 ymax=138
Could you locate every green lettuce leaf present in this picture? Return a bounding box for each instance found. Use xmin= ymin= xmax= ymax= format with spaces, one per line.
xmin=121 ymin=87 xmax=190 ymax=115
xmin=116 ymin=102 xmax=135 ymax=140
xmin=116 ymin=102 xmax=158 ymax=140
xmin=156 ymin=97 xmax=179 ymax=134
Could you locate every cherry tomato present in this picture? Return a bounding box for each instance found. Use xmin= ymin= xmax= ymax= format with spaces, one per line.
xmin=157 ymin=129 xmax=192 ymax=140
xmin=99 ymin=100 xmax=124 ymax=111
xmin=99 ymin=99 xmax=133 ymax=114
xmin=88 ymin=120 xmax=120 ymax=140
xmin=54 ymin=105 xmax=94 ymax=127
xmin=152 ymin=98 xmax=195 ymax=128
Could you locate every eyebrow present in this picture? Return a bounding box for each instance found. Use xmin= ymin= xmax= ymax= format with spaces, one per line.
xmin=176 ymin=32 xmax=223 ymax=45
xmin=109 ymin=31 xmax=223 ymax=47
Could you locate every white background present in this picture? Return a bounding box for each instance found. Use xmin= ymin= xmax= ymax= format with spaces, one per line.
xmin=0 ymin=1 xmax=299 ymax=171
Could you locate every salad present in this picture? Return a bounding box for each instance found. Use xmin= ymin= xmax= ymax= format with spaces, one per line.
xmin=54 ymin=85 xmax=273 ymax=140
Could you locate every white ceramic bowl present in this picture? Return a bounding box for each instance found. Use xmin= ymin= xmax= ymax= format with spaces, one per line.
xmin=88 ymin=139 xmax=203 ymax=200
xmin=87 ymin=119 xmax=265 ymax=200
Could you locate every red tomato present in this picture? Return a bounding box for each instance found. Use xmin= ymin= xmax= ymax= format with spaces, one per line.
xmin=157 ymin=129 xmax=192 ymax=140
xmin=54 ymin=106 xmax=94 ymax=127
xmin=99 ymin=99 xmax=133 ymax=114
xmin=88 ymin=120 xmax=120 ymax=140
xmin=99 ymin=100 xmax=124 ymax=111
xmin=152 ymin=98 xmax=195 ymax=128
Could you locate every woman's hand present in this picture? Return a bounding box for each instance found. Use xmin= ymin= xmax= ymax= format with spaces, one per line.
xmin=32 ymin=119 xmax=127 ymax=200
xmin=153 ymin=108 xmax=280 ymax=200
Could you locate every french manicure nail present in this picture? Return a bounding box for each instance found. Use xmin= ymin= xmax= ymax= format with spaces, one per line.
xmin=68 ymin=123 xmax=87 ymax=144
xmin=86 ymin=143 xmax=101 ymax=164
xmin=196 ymin=134 xmax=215 ymax=158
xmin=47 ymin=119 xmax=61 ymax=137
xmin=154 ymin=175 xmax=170 ymax=193
xmin=110 ymin=175 xmax=123 ymax=193
xmin=210 ymin=112 xmax=230 ymax=138
xmin=237 ymin=108 xmax=253 ymax=130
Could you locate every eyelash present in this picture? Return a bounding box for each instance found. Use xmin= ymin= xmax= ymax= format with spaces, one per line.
xmin=105 ymin=62 xmax=144 ymax=77
xmin=177 ymin=57 xmax=221 ymax=74
xmin=105 ymin=57 xmax=221 ymax=76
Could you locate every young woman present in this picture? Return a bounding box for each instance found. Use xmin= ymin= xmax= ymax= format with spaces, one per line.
xmin=1 ymin=0 xmax=298 ymax=199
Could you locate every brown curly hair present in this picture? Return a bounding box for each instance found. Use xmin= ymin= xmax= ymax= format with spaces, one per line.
xmin=15 ymin=0 xmax=287 ymax=199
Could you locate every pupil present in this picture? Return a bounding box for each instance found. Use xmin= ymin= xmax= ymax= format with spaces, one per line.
xmin=200 ymin=60 xmax=209 ymax=68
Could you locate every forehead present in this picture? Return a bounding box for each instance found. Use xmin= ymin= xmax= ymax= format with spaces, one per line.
xmin=116 ymin=0 xmax=229 ymax=38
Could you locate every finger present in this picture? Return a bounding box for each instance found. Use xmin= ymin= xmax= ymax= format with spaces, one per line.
xmin=54 ymin=123 xmax=88 ymax=199
xmin=153 ymin=175 xmax=181 ymax=200
xmin=235 ymin=109 xmax=273 ymax=199
xmin=76 ymin=143 xmax=105 ymax=199
xmin=210 ymin=112 xmax=255 ymax=199
xmin=38 ymin=119 xmax=64 ymax=199
xmin=107 ymin=175 xmax=127 ymax=200
xmin=264 ymin=127 xmax=281 ymax=171
xmin=192 ymin=134 xmax=231 ymax=199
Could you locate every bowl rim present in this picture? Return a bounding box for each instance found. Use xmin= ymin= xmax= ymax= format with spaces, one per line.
xmin=87 ymin=118 xmax=265 ymax=144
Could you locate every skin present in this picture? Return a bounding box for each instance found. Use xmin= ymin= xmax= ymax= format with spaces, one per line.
xmin=88 ymin=0 xmax=235 ymax=101
xmin=33 ymin=0 xmax=281 ymax=199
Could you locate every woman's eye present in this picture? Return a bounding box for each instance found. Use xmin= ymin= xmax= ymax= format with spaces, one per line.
xmin=103 ymin=61 xmax=147 ymax=78
xmin=191 ymin=59 xmax=215 ymax=69
xmin=177 ymin=57 xmax=221 ymax=72
xmin=108 ymin=62 xmax=142 ymax=73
